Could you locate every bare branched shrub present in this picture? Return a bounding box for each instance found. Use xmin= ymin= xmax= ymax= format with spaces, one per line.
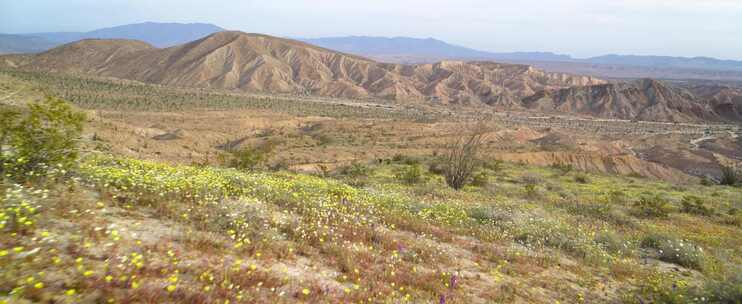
xmin=441 ymin=122 xmax=490 ymax=190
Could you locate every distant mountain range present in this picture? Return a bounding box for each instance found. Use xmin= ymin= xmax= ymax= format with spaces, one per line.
xmin=300 ymin=36 xmax=573 ymax=63
xmin=0 ymin=22 xmax=224 ymax=53
xmin=301 ymin=36 xmax=742 ymax=74
xmin=2 ymin=31 xmax=740 ymax=123
xmin=0 ymin=31 xmax=602 ymax=106
xmin=2 ymin=22 xmax=742 ymax=80
xmin=0 ymin=34 xmax=58 ymax=54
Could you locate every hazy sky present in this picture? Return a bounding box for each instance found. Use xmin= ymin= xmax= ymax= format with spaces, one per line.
xmin=1 ymin=0 xmax=741 ymax=59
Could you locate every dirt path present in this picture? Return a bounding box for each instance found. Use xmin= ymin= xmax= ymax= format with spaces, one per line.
xmin=0 ymin=90 xmax=21 ymax=102
xmin=690 ymin=134 xmax=714 ymax=149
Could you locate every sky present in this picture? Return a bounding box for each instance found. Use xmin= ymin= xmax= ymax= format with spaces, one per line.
xmin=1 ymin=0 xmax=741 ymax=60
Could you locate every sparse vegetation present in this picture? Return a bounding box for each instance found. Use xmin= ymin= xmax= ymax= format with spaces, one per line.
xmin=632 ymin=194 xmax=673 ymax=218
xmin=441 ymin=123 xmax=488 ymax=190
xmin=680 ymin=195 xmax=713 ymax=216
xmin=720 ymin=164 xmax=739 ymax=186
xmin=1 ymin=69 xmax=741 ymax=304
xmin=395 ymin=164 xmax=424 ymax=184
xmin=640 ymin=234 xmax=706 ymax=270
xmin=0 ymin=96 xmax=85 ymax=182
xmin=222 ymin=142 xmax=275 ymax=171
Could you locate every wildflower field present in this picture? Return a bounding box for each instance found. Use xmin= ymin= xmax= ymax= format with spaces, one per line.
xmin=2 ymin=154 xmax=741 ymax=303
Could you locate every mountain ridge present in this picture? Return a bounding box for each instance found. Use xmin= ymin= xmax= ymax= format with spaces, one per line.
xmin=0 ymin=22 xmax=223 ymax=53
xmin=3 ymin=31 xmax=740 ymax=124
xmin=1 ymin=31 xmax=603 ymax=106
xmin=301 ymin=36 xmax=742 ymax=75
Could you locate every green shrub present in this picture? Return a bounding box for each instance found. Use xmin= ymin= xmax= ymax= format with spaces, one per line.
xmin=594 ymin=231 xmax=635 ymax=257
xmin=338 ymin=162 xmax=370 ymax=178
xmin=0 ymin=97 xmax=85 ymax=182
xmin=608 ymin=190 xmax=628 ymax=204
xmin=550 ymin=162 xmax=573 ymax=175
xmin=470 ymin=171 xmax=489 ymax=187
xmin=482 ymin=159 xmax=504 ymax=172
xmin=632 ymin=194 xmax=673 ymax=218
xmin=524 ymin=184 xmax=538 ymax=197
xmin=224 ymin=142 xmax=275 ymax=170
xmin=640 ymin=234 xmax=706 ymax=270
xmin=690 ymin=273 xmax=742 ymax=303
xmin=428 ymin=161 xmax=445 ymax=175
xmin=574 ymin=174 xmax=590 ymax=184
xmin=338 ymin=162 xmax=371 ymax=187
xmin=395 ymin=164 xmax=424 ymax=185
xmin=392 ymin=153 xmax=419 ymax=165
xmin=720 ymin=165 xmax=739 ymax=186
xmin=680 ymin=195 xmax=713 ymax=216
xmin=313 ymin=134 xmax=334 ymax=146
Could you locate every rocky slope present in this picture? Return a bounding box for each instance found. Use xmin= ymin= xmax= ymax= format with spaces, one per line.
xmin=3 ymin=31 xmax=740 ymax=123
xmin=522 ymin=79 xmax=733 ymax=123
xmin=1 ymin=31 xmax=603 ymax=106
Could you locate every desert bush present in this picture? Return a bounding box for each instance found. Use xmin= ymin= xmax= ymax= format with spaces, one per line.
xmin=720 ymin=214 xmax=741 ymax=227
xmin=574 ymin=174 xmax=590 ymax=184
xmin=427 ymin=159 xmax=447 ymax=175
xmin=395 ymin=164 xmax=424 ymax=185
xmin=720 ymin=164 xmax=739 ymax=186
xmin=337 ymin=162 xmax=371 ymax=187
xmin=632 ymin=194 xmax=673 ymax=218
xmin=559 ymin=200 xmax=636 ymax=227
xmin=550 ymin=162 xmax=573 ymax=175
xmin=223 ymin=142 xmax=275 ymax=170
xmin=338 ymin=162 xmax=370 ymax=178
xmin=640 ymin=234 xmax=706 ymax=270
xmin=392 ymin=153 xmax=420 ymax=165
xmin=688 ymin=273 xmax=742 ymax=303
xmin=524 ymin=184 xmax=538 ymax=197
xmin=680 ymin=195 xmax=713 ymax=216
xmin=0 ymin=97 xmax=85 ymax=182
xmin=312 ymin=133 xmax=334 ymax=146
xmin=482 ymin=159 xmax=504 ymax=172
xmin=700 ymin=176 xmax=714 ymax=186
xmin=470 ymin=171 xmax=489 ymax=187
xmin=608 ymin=190 xmax=628 ymax=204
xmin=594 ymin=231 xmax=636 ymax=257
xmin=441 ymin=123 xmax=488 ymax=190
xmin=467 ymin=205 xmax=514 ymax=228
xmin=520 ymin=174 xmax=543 ymax=185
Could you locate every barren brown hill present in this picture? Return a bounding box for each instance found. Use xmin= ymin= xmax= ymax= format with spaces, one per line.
xmin=1 ymin=31 xmax=604 ymax=105
xmin=5 ymin=39 xmax=154 ymax=72
xmin=522 ymin=79 xmax=732 ymax=123
xmin=686 ymin=85 xmax=742 ymax=122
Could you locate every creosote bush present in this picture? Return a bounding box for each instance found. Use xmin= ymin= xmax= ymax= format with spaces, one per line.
xmin=0 ymin=97 xmax=85 ymax=182
xmin=550 ymin=162 xmax=573 ymax=175
xmin=573 ymin=174 xmax=590 ymax=184
xmin=395 ymin=164 xmax=424 ymax=185
xmin=680 ymin=195 xmax=713 ymax=216
xmin=222 ymin=142 xmax=275 ymax=171
xmin=640 ymin=234 xmax=706 ymax=270
xmin=720 ymin=164 xmax=739 ymax=186
xmin=632 ymin=194 xmax=673 ymax=218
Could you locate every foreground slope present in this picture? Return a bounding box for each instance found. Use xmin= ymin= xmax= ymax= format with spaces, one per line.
xmin=2 ymin=154 xmax=741 ymax=303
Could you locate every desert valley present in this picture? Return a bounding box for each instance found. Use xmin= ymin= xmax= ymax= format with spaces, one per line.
xmin=1 ymin=17 xmax=741 ymax=304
